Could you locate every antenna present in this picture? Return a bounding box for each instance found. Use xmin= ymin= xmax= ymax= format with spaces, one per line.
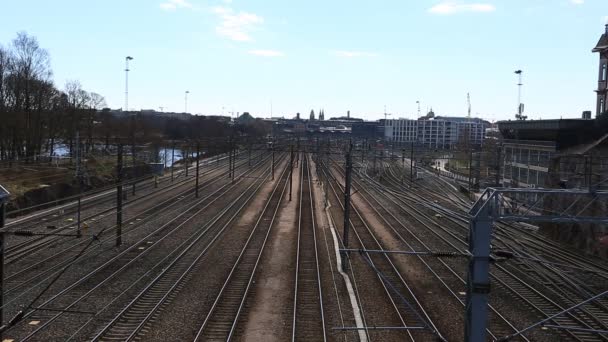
xmin=416 ymin=100 xmax=421 ymax=118
xmin=467 ymin=93 xmax=471 ymax=118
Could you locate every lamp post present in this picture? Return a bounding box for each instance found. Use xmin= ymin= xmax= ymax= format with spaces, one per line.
xmin=185 ymin=90 xmax=190 ymax=113
xmin=514 ymin=70 xmax=525 ymax=120
xmin=124 ymin=56 xmax=133 ymax=111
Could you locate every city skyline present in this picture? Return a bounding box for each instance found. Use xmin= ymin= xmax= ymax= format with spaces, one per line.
xmin=0 ymin=0 xmax=607 ymax=121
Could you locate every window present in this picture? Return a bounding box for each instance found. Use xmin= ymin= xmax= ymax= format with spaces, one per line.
xmin=601 ymin=98 xmax=605 ymax=114
xmin=603 ymin=63 xmax=607 ymax=81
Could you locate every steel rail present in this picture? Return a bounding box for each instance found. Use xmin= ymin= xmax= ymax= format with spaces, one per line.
xmin=89 ymin=161 xmax=289 ymax=341
xmin=193 ymin=158 xmax=291 ymax=341
xmin=5 ymin=153 xmax=278 ymax=340
xmin=291 ymin=154 xmax=327 ymax=342
xmin=322 ymin=161 xmax=444 ymax=341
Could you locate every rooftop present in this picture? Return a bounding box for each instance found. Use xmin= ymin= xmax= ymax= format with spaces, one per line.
xmin=592 ymin=24 xmax=608 ymax=52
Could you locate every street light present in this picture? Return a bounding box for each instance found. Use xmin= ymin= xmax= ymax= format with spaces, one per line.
xmin=185 ymin=90 xmax=190 ymax=113
xmin=125 ymin=56 xmax=133 ymax=112
xmin=514 ymin=69 xmax=526 ymax=120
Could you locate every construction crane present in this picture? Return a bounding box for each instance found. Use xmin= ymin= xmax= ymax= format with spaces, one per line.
xmin=467 ymin=93 xmax=471 ymax=118
xmin=384 ymin=105 xmax=392 ymax=121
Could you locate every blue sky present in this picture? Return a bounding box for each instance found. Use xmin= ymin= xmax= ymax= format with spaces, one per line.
xmin=0 ymin=0 xmax=606 ymax=121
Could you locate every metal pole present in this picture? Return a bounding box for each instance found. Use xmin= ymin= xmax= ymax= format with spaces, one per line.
xmin=228 ymin=138 xmax=232 ymax=179
xmin=495 ymin=145 xmax=501 ymax=187
xmin=289 ymin=145 xmax=294 ymax=201
xmin=342 ymin=144 xmax=353 ymax=271
xmin=272 ymin=146 xmax=275 ymax=181
xmin=116 ymin=144 xmax=123 ymax=247
xmin=402 ymin=149 xmax=405 ymax=185
xmin=171 ymin=141 xmax=175 ymax=182
xmin=0 ymin=203 xmax=5 ymax=329
xmin=325 ymin=148 xmax=329 ymax=208
xmin=185 ymin=90 xmax=189 ymax=113
xmin=231 ymin=139 xmax=235 ymax=184
xmin=185 ymin=145 xmax=189 ymax=177
xmin=464 ymin=204 xmax=493 ymax=342
xmin=468 ymin=148 xmax=473 ymax=198
xmin=410 ymin=141 xmax=414 ymax=187
xmin=76 ymin=131 xmax=82 ymax=238
xmin=196 ymin=142 xmax=200 ymax=198
xmin=373 ymin=147 xmax=377 ymax=175
xmin=124 ymin=56 xmax=132 ymax=111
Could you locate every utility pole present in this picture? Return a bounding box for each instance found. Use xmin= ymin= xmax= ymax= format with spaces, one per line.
xmin=325 ymin=147 xmax=329 ymax=208
xmin=373 ymin=147 xmax=377 ymax=175
xmin=271 ymin=146 xmax=275 ymax=181
xmin=171 ymin=141 xmax=175 ymax=182
xmin=116 ymin=144 xmax=123 ymax=247
xmin=495 ymin=146 xmax=502 ymax=187
xmin=297 ymin=137 xmax=300 ymax=167
xmin=468 ymin=148 xmax=473 ymax=198
xmin=228 ymin=138 xmax=232 ymax=180
xmin=75 ymin=131 xmax=82 ymax=238
xmin=410 ymin=142 xmax=414 ymax=187
xmin=289 ymin=144 xmax=294 ymax=201
xmin=0 ymin=185 xmax=10 ymax=330
xmin=195 ymin=142 xmax=200 ymax=198
xmin=402 ymin=149 xmax=405 ymax=185
xmin=230 ymin=139 xmax=235 ymax=184
xmin=342 ymin=144 xmax=353 ymax=271
xmin=184 ymin=145 xmax=189 ymax=177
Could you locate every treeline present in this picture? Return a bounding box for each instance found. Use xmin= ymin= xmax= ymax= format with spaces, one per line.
xmin=0 ymin=32 xmax=271 ymax=162
xmin=0 ymin=32 xmax=108 ymax=161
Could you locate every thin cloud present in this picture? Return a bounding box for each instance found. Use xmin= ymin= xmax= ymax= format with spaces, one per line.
xmin=160 ymin=0 xmax=193 ymax=11
xmin=212 ymin=6 xmax=264 ymax=42
xmin=429 ymin=1 xmax=496 ymax=15
xmin=570 ymin=0 xmax=584 ymax=4
xmin=249 ymin=50 xmax=284 ymax=57
xmin=332 ymin=51 xmax=379 ymax=58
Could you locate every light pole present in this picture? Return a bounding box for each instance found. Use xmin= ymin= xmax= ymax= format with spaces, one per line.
xmin=124 ymin=56 xmax=133 ymax=111
xmin=185 ymin=90 xmax=190 ymax=113
xmin=514 ymin=70 xmax=526 ymax=120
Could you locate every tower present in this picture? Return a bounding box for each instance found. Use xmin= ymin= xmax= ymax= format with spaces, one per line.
xmin=593 ymin=24 xmax=608 ymax=116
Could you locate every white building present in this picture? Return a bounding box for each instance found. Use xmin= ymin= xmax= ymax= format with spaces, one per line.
xmin=384 ymin=115 xmax=487 ymax=148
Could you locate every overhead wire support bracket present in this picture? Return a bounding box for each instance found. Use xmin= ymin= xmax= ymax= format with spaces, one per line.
xmin=466 ymin=187 xmax=608 ymax=342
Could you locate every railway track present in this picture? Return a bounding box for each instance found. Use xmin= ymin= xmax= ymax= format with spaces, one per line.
xmin=1 ymin=153 xmax=270 ymax=302
xmin=193 ymin=155 xmax=291 ymax=341
xmin=292 ymin=154 xmax=327 ymax=341
xmin=2 ymin=153 xmax=280 ymax=341
xmin=360 ymin=154 xmax=608 ymax=341
xmin=321 ymin=159 xmax=444 ymax=341
xmin=349 ymin=170 xmax=526 ymax=340
xmin=88 ymin=162 xmax=289 ymax=342
xmin=3 ymin=150 xmax=261 ymax=267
